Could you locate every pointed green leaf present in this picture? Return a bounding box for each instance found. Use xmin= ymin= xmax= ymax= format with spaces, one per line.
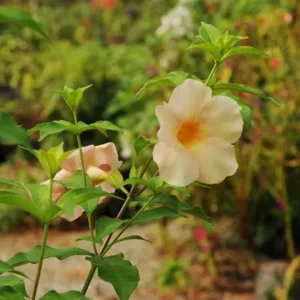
xmin=57 ymin=170 xmax=92 ymax=190
xmin=186 ymin=42 xmax=221 ymax=62
xmin=153 ymin=194 xmax=211 ymax=223
xmin=28 ymin=120 xmax=76 ymax=141
xmin=197 ymin=22 xmax=221 ymax=44
xmin=24 ymin=184 xmax=61 ymax=222
xmin=132 ymin=207 xmax=181 ymax=225
xmin=6 ymin=246 xmax=93 ymax=267
xmin=40 ymin=290 xmax=88 ymax=300
xmin=123 ymin=177 xmax=152 ymax=190
xmin=137 ymin=71 xmax=201 ymax=98
xmin=115 ymin=235 xmax=152 ymax=245
xmin=78 ymin=121 xmax=122 ymax=136
xmin=0 ymin=261 xmax=28 ymax=278
xmin=56 ymin=187 xmax=116 ymax=218
xmin=213 ymin=82 xmax=279 ymax=105
xmin=92 ymin=255 xmax=139 ymax=300
xmin=94 ymin=216 xmax=124 ymax=242
xmin=0 ymin=286 xmax=25 ymax=300
xmin=221 ymin=46 xmax=268 ymax=61
xmin=0 ymin=112 xmax=32 ymax=148
xmin=0 ymin=7 xmax=50 ymax=40
xmin=0 ymin=178 xmax=22 ymax=188
xmin=56 ymin=85 xmax=92 ymax=111
xmin=221 ymin=34 xmax=248 ymax=53
xmin=0 ymin=276 xmax=28 ymax=297
xmin=0 ymin=190 xmax=42 ymax=219
xmin=133 ymin=136 xmax=155 ymax=157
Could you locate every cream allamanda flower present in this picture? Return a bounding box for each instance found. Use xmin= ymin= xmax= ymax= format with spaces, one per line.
xmin=153 ymin=79 xmax=243 ymax=187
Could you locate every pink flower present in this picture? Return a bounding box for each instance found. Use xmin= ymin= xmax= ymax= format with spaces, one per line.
xmin=269 ymin=58 xmax=282 ymax=70
xmin=281 ymin=12 xmax=293 ymax=24
xmin=43 ymin=143 xmax=122 ymax=221
xmin=194 ymin=227 xmax=207 ymax=242
xmin=153 ymin=79 xmax=243 ymax=187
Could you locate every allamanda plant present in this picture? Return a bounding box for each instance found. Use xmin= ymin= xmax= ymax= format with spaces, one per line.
xmin=0 ymin=15 xmax=277 ymax=300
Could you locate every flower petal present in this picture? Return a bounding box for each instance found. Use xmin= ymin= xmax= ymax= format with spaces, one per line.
xmin=61 ymin=145 xmax=95 ymax=172
xmin=169 ymin=79 xmax=212 ymax=121
xmin=94 ymin=143 xmax=122 ymax=171
xmin=156 ymin=104 xmax=180 ymax=147
xmin=96 ymin=181 xmax=115 ymax=205
xmin=191 ymin=137 xmax=238 ymax=184
xmin=202 ymin=95 xmax=243 ymax=143
xmin=61 ymin=206 xmax=84 ymax=222
xmin=153 ymin=142 xmax=199 ymax=187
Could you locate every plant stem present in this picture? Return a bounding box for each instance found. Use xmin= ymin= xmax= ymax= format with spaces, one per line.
xmin=73 ymin=111 xmax=99 ymax=255
xmin=81 ymin=156 xmax=154 ymax=294
xmin=101 ymin=195 xmax=155 ymax=257
xmin=73 ymin=111 xmax=87 ymax=187
xmin=205 ymin=62 xmax=218 ymax=86
xmin=88 ymin=215 xmax=98 ymax=255
xmin=31 ymin=223 xmax=49 ymax=300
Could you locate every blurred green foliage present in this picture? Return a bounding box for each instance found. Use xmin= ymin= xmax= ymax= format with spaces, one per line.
xmin=0 ymin=0 xmax=299 ymax=262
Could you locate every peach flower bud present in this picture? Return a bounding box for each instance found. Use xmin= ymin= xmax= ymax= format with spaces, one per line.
xmin=42 ymin=143 xmax=121 ymax=221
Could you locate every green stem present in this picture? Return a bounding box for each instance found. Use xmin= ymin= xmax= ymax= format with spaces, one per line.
xmin=205 ymin=62 xmax=218 ymax=86
xmin=101 ymin=195 xmax=155 ymax=257
xmin=81 ymin=156 xmax=154 ymax=295
xmin=73 ymin=111 xmax=87 ymax=187
xmin=31 ymin=223 xmax=50 ymax=300
xmin=73 ymin=111 xmax=98 ymax=255
xmin=88 ymin=215 xmax=98 ymax=255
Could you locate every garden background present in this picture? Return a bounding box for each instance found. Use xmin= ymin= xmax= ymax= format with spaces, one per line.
xmin=0 ymin=0 xmax=299 ymax=299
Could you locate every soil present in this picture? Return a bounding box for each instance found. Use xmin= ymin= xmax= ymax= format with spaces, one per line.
xmin=0 ymin=223 xmax=286 ymax=300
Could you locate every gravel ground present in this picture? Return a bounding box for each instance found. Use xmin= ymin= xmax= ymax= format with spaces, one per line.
xmin=0 ymin=224 xmax=160 ymax=300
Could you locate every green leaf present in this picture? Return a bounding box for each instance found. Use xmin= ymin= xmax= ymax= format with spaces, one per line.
xmin=78 ymin=121 xmax=123 ymax=136
xmin=197 ymin=22 xmax=221 ymax=44
xmin=115 ymin=235 xmax=152 ymax=245
xmin=213 ymin=82 xmax=279 ymax=105
xmin=6 ymin=246 xmax=93 ymax=267
xmin=132 ymin=207 xmax=181 ymax=225
xmin=57 ymin=170 xmax=92 ymax=190
xmin=56 ymin=85 xmax=92 ymax=111
xmin=0 ymin=7 xmax=50 ymax=40
xmin=57 ymin=187 xmax=116 ymax=218
xmin=92 ymin=255 xmax=139 ymax=300
xmin=137 ymin=71 xmax=201 ymax=98
xmin=0 ymin=276 xmax=28 ymax=297
xmin=0 ymin=178 xmax=22 ymax=188
xmin=123 ymin=177 xmax=152 ymax=190
xmin=40 ymin=290 xmax=88 ymax=300
xmin=220 ymin=33 xmax=248 ymax=53
xmin=28 ymin=120 xmax=76 ymax=141
xmin=153 ymin=194 xmax=211 ymax=223
xmin=0 ymin=286 xmax=25 ymax=300
xmin=0 ymin=190 xmax=42 ymax=220
xmin=24 ymin=184 xmax=61 ymax=223
xmin=0 ymin=261 xmax=28 ymax=278
xmin=221 ymin=46 xmax=268 ymax=61
xmin=133 ymin=136 xmax=155 ymax=157
xmin=0 ymin=112 xmax=32 ymax=148
xmin=186 ymin=42 xmax=221 ymax=62
xmin=94 ymin=216 xmax=124 ymax=242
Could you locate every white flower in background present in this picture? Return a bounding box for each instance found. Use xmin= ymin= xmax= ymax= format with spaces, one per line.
xmin=153 ymin=80 xmax=244 ymax=187
xmin=119 ymin=130 xmax=132 ymax=159
xmin=156 ymin=5 xmax=193 ymax=39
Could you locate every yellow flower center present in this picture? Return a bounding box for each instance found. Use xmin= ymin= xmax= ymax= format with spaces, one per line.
xmin=177 ymin=121 xmax=201 ymax=148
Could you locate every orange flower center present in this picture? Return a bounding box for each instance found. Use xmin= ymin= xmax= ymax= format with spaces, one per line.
xmin=177 ymin=121 xmax=201 ymax=148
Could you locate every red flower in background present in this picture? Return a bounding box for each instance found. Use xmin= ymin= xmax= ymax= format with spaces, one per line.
xmin=281 ymin=12 xmax=293 ymax=24
xmin=194 ymin=227 xmax=207 ymax=242
xmin=269 ymin=58 xmax=282 ymax=70
xmin=90 ymin=0 xmax=117 ymax=10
